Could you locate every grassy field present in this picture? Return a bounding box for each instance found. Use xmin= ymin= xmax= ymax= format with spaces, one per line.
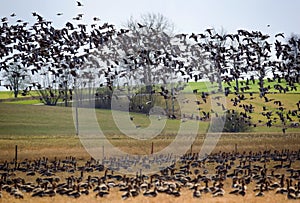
xmin=4 ymin=99 xmax=41 ymax=104
xmin=0 ymin=95 xmax=299 ymax=137
xmin=187 ymin=79 xmax=300 ymax=94
xmin=0 ymin=90 xmax=40 ymax=99
xmin=0 ymin=99 xmax=299 ymax=159
xmin=1 ymin=79 xmax=299 ymax=100
xmin=0 ymin=97 xmax=299 ymax=202
xmin=0 ymin=103 xmax=75 ymax=136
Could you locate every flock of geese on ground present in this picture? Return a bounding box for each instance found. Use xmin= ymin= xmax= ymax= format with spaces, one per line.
xmin=0 ymin=149 xmax=300 ymax=200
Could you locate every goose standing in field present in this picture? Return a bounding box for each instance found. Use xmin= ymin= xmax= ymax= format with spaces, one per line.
xmin=231 ymin=177 xmax=240 ymax=189
xmin=212 ymin=182 xmax=225 ymax=197
xmin=94 ymin=178 xmax=109 ymax=193
xmin=193 ymin=185 xmax=201 ymax=198
xmin=143 ymin=186 xmax=157 ymax=197
xmin=295 ymin=182 xmax=300 ymax=199
xmin=121 ymin=186 xmax=132 ymax=200
xmin=12 ymin=190 xmax=24 ymax=199
xmin=275 ymin=179 xmax=289 ymax=194
xmin=199 ymin=179 xmax=211 ymax=193
xmin=44 ymin=185 xmax=56 ymax=197
xmin=229 ymin=179 xmax=246 ymax=196
xmin=129 ymin=185 xmax=140 ymax=197
xmin=68 ymin=184 xmax=81 ymax=198
xmin=287 ymin=185 xmax=299 ymax=200
xmin=31 ymin=184 xmax=44 ymax=197
xmin=95 ymin=187 xmax=109 ymax=198
xmin=288 ymin=179 xmax=297 ymax=194
xmin=255 ymin=184 xmax=264 ymax=197
xmin=156 ymin=181 xmax=169 ymax=193
xmin=0 ymin=182 xmax=2 ymax=198
xmin=170 ymin=184 xmax=181 ymax=197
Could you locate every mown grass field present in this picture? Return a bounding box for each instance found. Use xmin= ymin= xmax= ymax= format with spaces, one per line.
xmin=187 ymin=79 xmax=300 ymax=94
xmin=0 ymin=90 xmax=40 ymax=99
xmin=0 ymin=95 xmax=299 ymax=160
xmin=0 ymin=92 xmax=299 ymax=137
xmin=0 ymin=81 xmax=299 ymax=202
xmin=0 ymin=78 xmax=299 ymax=135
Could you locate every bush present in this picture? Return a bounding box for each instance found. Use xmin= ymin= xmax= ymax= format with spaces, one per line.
xmin=209 ymin=111 xmax=252 ymax=132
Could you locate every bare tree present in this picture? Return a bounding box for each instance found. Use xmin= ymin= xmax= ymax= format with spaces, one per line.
xmin=225 ymin=32 xmax=250 ymax=93
xmin=201 ymin=28 xmax=228 ymax=92
xmin=275 ymin=33 xmax=300 ymax=86
xmin=240 ymin=30 xmax=273 ymax=97
xmin=122 ymin=13 xmax=176 ymax=88
xmin=1 ymin=61 xmax=29 ymax=98
xmin=0 ymin=19 xmax=31 ymax=98
xmin=116 ymin=13 xmax=180 ymax=115
xmin=125 ymin=13 xmax=175 ymax=35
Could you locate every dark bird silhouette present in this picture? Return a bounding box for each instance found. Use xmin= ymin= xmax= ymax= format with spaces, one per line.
xmin=32 ymin=12 xmax=43 ymax=22
xmin=275 ymin=33 xmax=285 ymax=38
xmin=66 ymin=22 xmax=75 ymax=30
xmin=205 ymin=28 xmax=213 ymax=36
xmin=189 ymin=33 xmax=198 ymax=42
xmin=137 ymin=23 xmax=146 ymax=28
xmin=76 ymin=1 xmax=83 ymax=6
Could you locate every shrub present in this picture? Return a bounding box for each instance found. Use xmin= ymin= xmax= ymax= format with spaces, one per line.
xmin=209 ymin=111 xmax=252 ymax=132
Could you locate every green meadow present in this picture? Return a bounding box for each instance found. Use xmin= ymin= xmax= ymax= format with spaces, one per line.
xmin=0 ymin=79 xmax=299 ymax=138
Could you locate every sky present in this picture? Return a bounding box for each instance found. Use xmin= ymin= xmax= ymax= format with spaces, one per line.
xmin=0 ymin=0 xmax=300 ymax=90
xmin=1 ymin=0 xmax=299 ymax=34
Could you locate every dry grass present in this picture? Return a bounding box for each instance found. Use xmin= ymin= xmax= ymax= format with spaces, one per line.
xmin=0 ymin=133 xmax=300 ymax=202
xmin=1 ymin=132 xmax=300 ymax=161
xmin=0 ymin=190 xmax=298 ymax=203
xmin=0 ymin=132 xmax=298 ymax=159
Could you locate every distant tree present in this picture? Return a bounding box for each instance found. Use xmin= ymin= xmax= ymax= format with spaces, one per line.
xmin=225 ymin=32 xmax=248 ymax=93
xmin=0 ymin=19 xmax=30 ymax=98
xmin=78 ymin=53 xmax=113 ymax=107
xmin=241 ymin=30 xmax=273 ymax=97
xmin=114 ymin=13 xmax=184 ymax=116
xmin=31 ymin=63 xmax=76 ymax=106
xmin=122 ymin=13 xmax=176 ymax=90
xmin=125 ymin=13 xmax=175 ymax=35
xmin=275 ymin=34 xmax=300 ymax=86
xmin=201 ymin=28 xmax=228 ymax=93
xmin=1 ymin=61 xmax=29 ymax=98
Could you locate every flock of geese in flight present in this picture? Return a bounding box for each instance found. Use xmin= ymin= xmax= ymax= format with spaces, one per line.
xmin=0 ymin=149 xmax=300 ymax=200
